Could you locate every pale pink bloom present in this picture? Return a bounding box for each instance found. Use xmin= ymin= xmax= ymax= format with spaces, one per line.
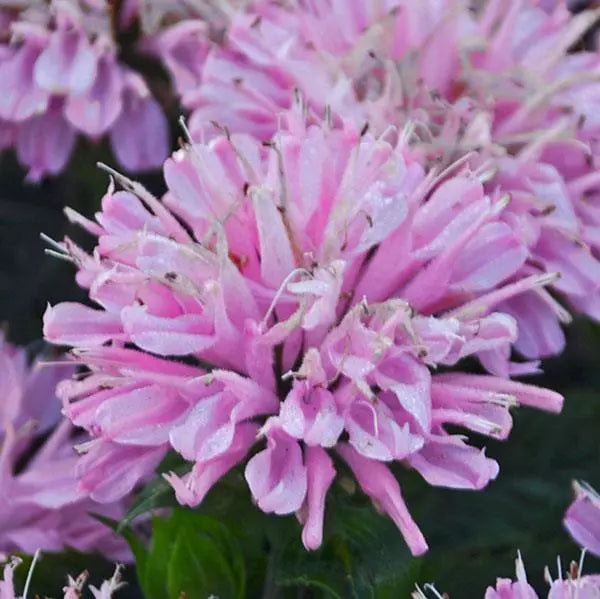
xmin=184 ymin=0 xmax=600 ymax=349
xmin=483 ymin=552 xmax=600 ymax=599
xmin=484 ymin=553 xmax=539 ymax=599
xmin=1 ymin=556 xmax=124 ymax=599
xmin=46 ymin=117 xmax=564 ymax=554
xmin=0 ymin=335 xmax=126 ymax=560
xmin=416 ymin=552 xmax=600 ymax=598
xmin=565 ymin=482 xmax=600 ymax=558
xmin=0 ymin=0 xmax=171 ymax=177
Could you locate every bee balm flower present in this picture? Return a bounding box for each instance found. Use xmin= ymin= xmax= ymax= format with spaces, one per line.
xmin=0 ymin=335 xmax=126 ymax=560
xmin=45 ymin=115 xmax=563 ymax=554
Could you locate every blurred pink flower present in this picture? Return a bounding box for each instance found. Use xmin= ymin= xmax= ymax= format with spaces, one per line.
xmin=0 ymin=0 xmax=171 ymax=179
xmin=0 ymin=555 xmax=124 ymax=599
xmin=415 ymin=551 xmax=600 ymax=598
xmin=183 ymin=0 xmax=600 ymax=347
xmin=565 ymin=481 xmax=600 ymax=558
xmin=0 ymin=335 xmax=126 ymax=560
xmin=45 ymin=115 xmax=564 ymax=554
xmin=483 ymin=552 xmax=600 ymax=599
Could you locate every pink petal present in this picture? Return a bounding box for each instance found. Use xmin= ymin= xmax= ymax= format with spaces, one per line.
xmin=337 ymin=443 xmax=428 ymax=556
xmin=302 ymin=446 xmax=335 ymax=551
xmin=245 ymin=429 xmax=307 ymax=515
xmin=43 ymin=302 xmax=123 ymax=347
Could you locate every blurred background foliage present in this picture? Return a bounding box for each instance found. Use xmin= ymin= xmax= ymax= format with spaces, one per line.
xmin=1 ymin=131 xmax=599 ymax=598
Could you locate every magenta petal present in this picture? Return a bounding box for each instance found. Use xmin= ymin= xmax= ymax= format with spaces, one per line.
xmin=16 ymin=101 xmax=75 ymax=181
xmin=433 ymin=373 xmax=564 ymax=414
xmin=0 ymin=42 xmax=49 ymax=121
xmin=337 ymin=443 xmax=428 ymax=556
xmin=44 ymin=302 xmax=123 ymax=346
xmin=279 ymin=384 xmax=344 ymax=448
xmin=408 ymin=435 xmax=499 ymax=490
xmin=121 ymin=305 xmax=215 ymax=356
xmin=166 ymin=423 xmax=258 ymax=507
xmin=564 ymin=483 xmax=600 ymax=558
xmin=109 ymin=89 xmax=168 ymax=172
xmin=169 ymin=393 xmax=235 ymax=461
xmin=501 ymin=293 xmax=566 ymax=359
xmin=302 ymin=446 xmax=335 ymax=551
xmin=94 ymin=385 xmax=189 ymax=446
xmin=65 ymin=53 xmax=123 ymax=136
xmin=77 ymin=442 xmax=164 ymax=503
xmin=346 ymin=399 xmax=423 ymax=461
xmin=245 ymin=429 xmax=307 ymax=515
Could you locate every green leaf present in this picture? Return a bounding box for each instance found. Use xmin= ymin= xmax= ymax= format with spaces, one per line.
xmin=165 ymin=512 xmax=246 ymax=599
xmin=118 ymin=452 xmax=187 ymax=532
xmin=127 ymin=509 xmax=247 ymax=599
xmin=142 ymin=516 xmax=178 ymax=599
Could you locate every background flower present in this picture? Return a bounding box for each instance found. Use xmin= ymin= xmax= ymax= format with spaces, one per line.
xmin=0 ymin=334 xmax=126 ymax=561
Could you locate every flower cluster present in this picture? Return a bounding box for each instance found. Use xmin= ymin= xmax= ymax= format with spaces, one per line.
xmin=0 ymin=555 xmax=123 ymax=599
xmin=414 ymin=552 xmax=600 ymax=599
xmin=0 ymin=0 xmax=179 ymax=181
xmin=484 ymin=553 xmax=600 ymax=599
xmin=0 ymin=334 xmax=125 ymax=560
xmin=182 ymin=0 xmax=600 ymax=347
xmin=44 ymin=110 xmax=565 ymax=554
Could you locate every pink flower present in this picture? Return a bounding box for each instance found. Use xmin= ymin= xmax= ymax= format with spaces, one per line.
xmin=143 ymin=20 xmax=211 ymax=96
xmin=564 ymin=481 xmax=600 ymax=558
xmin=0 ymin=0 xmax=171 ymax=178
xmin=184 ymin=0 xmax=600 ymax=346
xmin=46 ymin=116 xmax=564 ymax=554
xmin=0 ymin=335 xmax=126 ymax=560
xmin=0 ymin=556 xmax=124 ymax=599
xmin=484 ymin=553 xmax=539 ymax=599
xmin=482 ymin=552 xmax=600 ymax=599
xmin=416 ymin=552 xmax=600 ymax=598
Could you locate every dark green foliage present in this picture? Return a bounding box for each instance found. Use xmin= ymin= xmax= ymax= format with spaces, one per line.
xmin=125 ymin=511 xmax=246 ymax=599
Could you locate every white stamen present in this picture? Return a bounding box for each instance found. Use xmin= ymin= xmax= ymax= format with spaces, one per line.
xmin=424 ymin=583 xmax=446 ymax=599
xmin=40 ymin=232 xmax=66 ymax=253
xmin=260 ymin=268 xmax=311 ymax=330
xmin=516 ymin=550 xmax=528 ymax=583
xmin=22 ymin=549 xmax=41 ymax=599
xmin=178 ymin=115 xmax=196 ymax=145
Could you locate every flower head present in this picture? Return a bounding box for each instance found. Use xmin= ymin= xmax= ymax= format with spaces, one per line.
xmin=0 ymin=0 xmax=173 ymax=179
xmin=0 ymin=334 xmax=126 ymax=560
xmin=484 ymin=552 xmax=600 ymax=599
xmin=183 ymin=0 xmax=600 ymax=350
xmin=415 ymin=551 xmax=600 ymax=598
xmin=0 ymin=555 xmax=124 ymax=599
xmin=45 ymin=114 xmax=564 ymax=554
